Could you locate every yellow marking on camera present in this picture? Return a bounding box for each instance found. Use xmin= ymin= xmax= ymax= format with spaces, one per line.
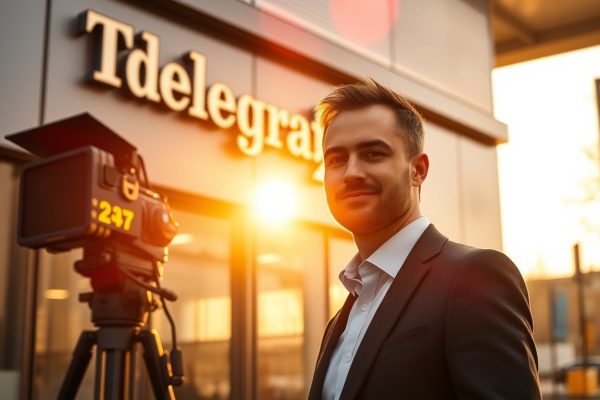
xmin=123 ymin=209 xmax=134 ymax=231
xmin=94 ymin=199 xmax=135 ymax=232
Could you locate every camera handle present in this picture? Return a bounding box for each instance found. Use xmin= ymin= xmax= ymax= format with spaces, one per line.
xmin=58 ymin=325 xmax=177 ymax=399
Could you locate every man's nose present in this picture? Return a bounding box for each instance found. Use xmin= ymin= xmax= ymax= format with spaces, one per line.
xmin=343 ymin=156 xmax=366 ymax=183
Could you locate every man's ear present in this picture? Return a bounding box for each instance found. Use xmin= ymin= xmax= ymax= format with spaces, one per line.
xmin=411 ymin=153 xmax=429 ymax=186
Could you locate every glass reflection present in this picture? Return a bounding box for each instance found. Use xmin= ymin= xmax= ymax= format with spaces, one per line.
xmin=256 ymin=225 xmax=326 ymax=400
xmin=156 ymin=211 xmax=232 ymax=400
xmin=32 ymin=209 xmax=232 ymax=400
xmin=34 ymin=249 xmax=94 ymax=399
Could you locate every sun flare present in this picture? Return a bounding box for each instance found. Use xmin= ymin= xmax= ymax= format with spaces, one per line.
xmin=253 ymin=180 xmax=299 ymax=225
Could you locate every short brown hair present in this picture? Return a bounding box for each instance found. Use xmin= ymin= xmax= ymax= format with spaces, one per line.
xmin=317 ymin=79 xmax=424 ymax=157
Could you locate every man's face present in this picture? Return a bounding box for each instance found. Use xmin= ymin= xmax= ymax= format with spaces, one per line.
xmin=323 ymin=104 xmax=422 ymax=235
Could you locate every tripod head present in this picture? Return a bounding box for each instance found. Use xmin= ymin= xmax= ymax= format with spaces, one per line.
xmin=76 ymin=244 xmax=163 ymax=327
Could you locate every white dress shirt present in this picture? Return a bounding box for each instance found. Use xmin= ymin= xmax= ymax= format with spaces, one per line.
xmin=322 ymin=217 xmax=429 ymax=400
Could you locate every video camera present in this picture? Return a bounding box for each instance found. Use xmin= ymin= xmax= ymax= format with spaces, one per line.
xmin=7 ymin=113 xmax=184 ymax=398
xmin=7 ymin=113 xmax=177 ymax=282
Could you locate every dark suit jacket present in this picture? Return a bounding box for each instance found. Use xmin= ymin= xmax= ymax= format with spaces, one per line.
xmin=308 ymin=225 xmax=541 ymax=399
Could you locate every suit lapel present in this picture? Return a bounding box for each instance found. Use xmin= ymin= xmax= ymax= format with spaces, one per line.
xmin=339 ymin=225 xmax=447 ymax=400
xmin=308 ymin=293 xmax=357 ymax=400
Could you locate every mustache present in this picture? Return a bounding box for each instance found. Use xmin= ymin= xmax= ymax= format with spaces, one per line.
xmin=336 ymin=183 xmax=380 ymax=200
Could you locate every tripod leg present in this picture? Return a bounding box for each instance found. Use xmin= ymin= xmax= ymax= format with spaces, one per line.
xmin=95 ymin=349 xmax=103 ymax=400
xmin=94 ymin=327 xmax=135 ymax=400
xmin=139 ymin=329 xmax=176 ymax=400
xmin=103 ymin=349 xmax=128 ymax=399
xmin=58 ymin=330 xmax=97 ymax=400
xmin=129 ymin=341 xmax=137 ymax=399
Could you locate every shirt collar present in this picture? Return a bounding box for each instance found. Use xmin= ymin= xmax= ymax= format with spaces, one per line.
xmin=366 ymin=216 xmax=429 ymax=278
xmin=339 ymin=217 xmax=429 ymax=295
xmin=339 ymin=253 xmax=363 ymax=296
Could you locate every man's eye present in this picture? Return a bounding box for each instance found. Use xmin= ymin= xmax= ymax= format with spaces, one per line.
xmin=326 ymin=155 xmax=346 ymax=166
xmin=364 ymin=150 xmax=384 ymax=159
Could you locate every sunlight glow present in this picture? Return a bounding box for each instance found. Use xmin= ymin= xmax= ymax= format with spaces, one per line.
xmin=253 ymin=180 xmax=299 ymax=225
xmin=493 ymin=45 xmax=600 ymax=279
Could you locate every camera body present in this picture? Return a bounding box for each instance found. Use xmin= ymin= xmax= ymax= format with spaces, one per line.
xmin=8 ymin=113 xmax=177 ymax=280
xmin=18 ymin=145 xmax=175 ymax=257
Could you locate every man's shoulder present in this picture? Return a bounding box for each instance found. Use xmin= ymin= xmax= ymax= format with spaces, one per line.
xmin=424 ymin=227 xmax=515 ymax=271
xmin=420 ymin=225 xmax=475 ymax=261
xmin=418 ymin=225 xmax=519 ymax=274
xmin=444 ymin=239 xmax=512 ymax=264
xmin=436 ymin=237 xmax=525 ymax=288
xmin=424 ymin=225 xmax=506 ymax=259
xmin=443 ymin=239 xmax=505 ymax=260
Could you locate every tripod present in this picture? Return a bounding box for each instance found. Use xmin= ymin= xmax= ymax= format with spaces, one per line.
xmin=57 ymin=257 xmax=183 ymax=399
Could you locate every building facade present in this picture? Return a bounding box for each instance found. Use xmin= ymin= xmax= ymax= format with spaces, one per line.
xmin=0 ymin=0 xmax=507 ymax=398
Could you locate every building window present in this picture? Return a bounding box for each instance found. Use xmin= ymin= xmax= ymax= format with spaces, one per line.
xmin=155 ymin=210 xmax=232 ymax=400
xmin=34 ymin=249 xmax=92 ymax=399
xmin=23 ymin=179 xmax=355 ymax=400
xmin=327 ymin=236 xmax=355 ymax=318
xmin=0 ymin=160 xmax=33 ymax=399
xmin=31 ymin=207 xmax=233 ymax=400
xmin=256 ymin=224 xmax=326 ymax=400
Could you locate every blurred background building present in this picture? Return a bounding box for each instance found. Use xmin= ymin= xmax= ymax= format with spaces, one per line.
xmin=0 ymin=0 xmax=599 ymax=399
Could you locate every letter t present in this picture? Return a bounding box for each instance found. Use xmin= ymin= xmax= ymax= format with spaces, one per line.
xmin=79 ymin=10 xmax=134 ymax=88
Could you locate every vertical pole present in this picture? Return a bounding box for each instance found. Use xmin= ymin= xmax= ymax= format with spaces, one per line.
xmin=230 ymin=209 xmax=256 ymax=400
xmin=594 ymin=79 xmax=600 ymax=199
xmin=574 ymin=243 xmax=589 ymax=395
xmin=594 ymin=79 xmax=600 ymax=165
xmin=549 ymin=284 xmax=557 ymax=398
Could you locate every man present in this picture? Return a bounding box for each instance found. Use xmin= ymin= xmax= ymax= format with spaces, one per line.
xmin=308 ymin=79 xmax=541 ymax=399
